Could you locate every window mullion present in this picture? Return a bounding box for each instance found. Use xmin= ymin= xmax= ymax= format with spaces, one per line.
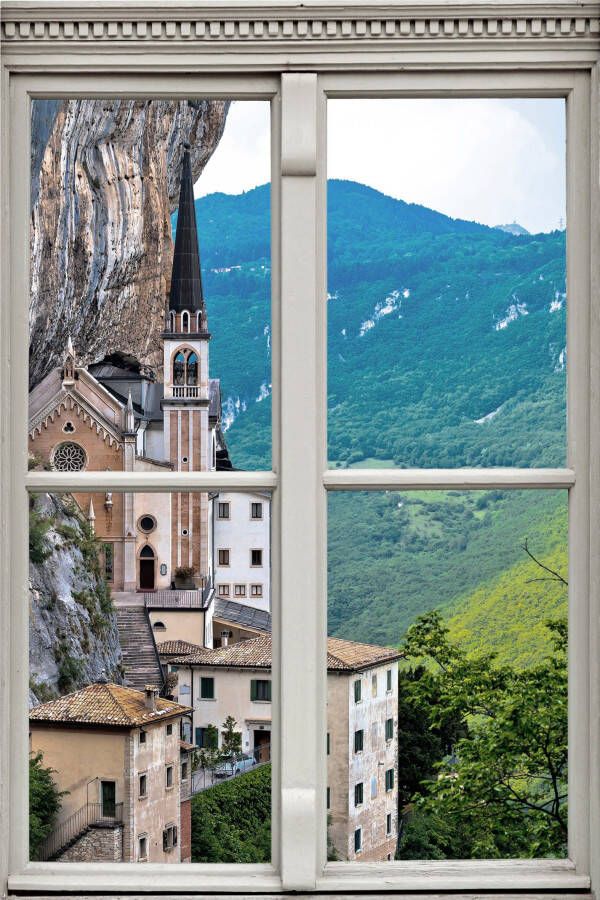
xmin=278 ymin=72 xmax=325 ymax=891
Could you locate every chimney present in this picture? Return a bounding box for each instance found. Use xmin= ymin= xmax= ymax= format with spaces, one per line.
xmin=221 ymin=630 xmax=230 ymax=648
xmin=144 ymin=685 xmax=159 ymax=711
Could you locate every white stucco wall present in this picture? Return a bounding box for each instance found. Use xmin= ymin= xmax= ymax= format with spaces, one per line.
xmin=132 ymin=491 xmax=172 ymax=590
xmin=213 ymin=491 xmax=271 ymax=612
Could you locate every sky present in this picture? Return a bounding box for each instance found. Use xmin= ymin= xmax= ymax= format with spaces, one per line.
xmin=195 ymin=97 xmax=566 ymax=234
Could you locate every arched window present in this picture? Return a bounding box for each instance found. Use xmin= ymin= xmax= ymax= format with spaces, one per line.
xmin=187 ymin=352 xmax=198 ymax=386
xmin=181 ymin=311 xmax=190 ymax=333
xmin=196 ymin=311 xmax=202 ymax=332
xmin=140 ymin=545 xmax=155 ymax=558
xmin=169 ymin=311 xmax=176 ymax=332
xmin=153 ymin=621 xmax=166 ymax=632
xmin=173 ymin=351 xmax=186 ymax=385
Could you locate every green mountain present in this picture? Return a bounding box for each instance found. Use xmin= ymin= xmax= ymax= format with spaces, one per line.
xmin=181 ymin=180 xmax=567 ymax=654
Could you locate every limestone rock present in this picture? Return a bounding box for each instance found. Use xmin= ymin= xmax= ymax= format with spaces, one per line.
xmin=29 ymin=99 xmax=229 ymax=388
xmin=29 ymin=493 xmax=123 ymax=706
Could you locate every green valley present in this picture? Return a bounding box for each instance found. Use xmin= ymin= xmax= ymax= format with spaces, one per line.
xmin=188 ymin=179 xmax=567 ymax=655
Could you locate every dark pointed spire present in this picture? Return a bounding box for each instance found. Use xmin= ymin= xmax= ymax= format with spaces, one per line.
xmin=169 ymin=144 xmax=205 ymax=313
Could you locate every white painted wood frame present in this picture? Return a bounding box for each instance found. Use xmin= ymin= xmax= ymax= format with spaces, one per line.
xmin=1 ymin=2 xmax=598 ymax=897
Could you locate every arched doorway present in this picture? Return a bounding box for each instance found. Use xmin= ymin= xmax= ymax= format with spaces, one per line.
xmin=139 ymin=545 xmax=156 ymax=590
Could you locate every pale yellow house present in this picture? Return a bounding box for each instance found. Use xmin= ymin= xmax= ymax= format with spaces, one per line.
xmin=169 ymin=633 xmax=402 ymax=861
xmin=29 ymin=682 xmax=192 ymax=863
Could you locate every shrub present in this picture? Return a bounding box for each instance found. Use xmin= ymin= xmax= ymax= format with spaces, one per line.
xmin=191 ymin=763 xmax=271 ymax=862
xmin=29 ymin=752 xmax=65 ymax=860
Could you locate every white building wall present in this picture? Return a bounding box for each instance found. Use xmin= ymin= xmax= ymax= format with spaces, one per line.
xmin=213 ymin=491 xmax=270 ymax=612
xmin=172 ymin=665 xmax=271 ymax=756
xmin=345 ymin=661 xmax=399 ymax=861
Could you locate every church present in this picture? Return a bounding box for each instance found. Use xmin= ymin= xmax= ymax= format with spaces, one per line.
xmin=28 ymin=145 xmax=270 ymax=649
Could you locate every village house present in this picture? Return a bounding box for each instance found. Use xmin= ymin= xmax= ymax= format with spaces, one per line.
xmin=29 ymin=682 xmax=193 ymax=863
xmin=168 ymin=633 xmax=401 ymax=861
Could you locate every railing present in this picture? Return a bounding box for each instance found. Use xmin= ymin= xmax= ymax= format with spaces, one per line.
xmin=145 ymin=589 xmax=206 ymax=609
xmin=37 ymin=801 xmax=124 ymax=862
xmin=171 ymin=385 xmax=199 ymax=399
xmin=191 ymin=743 xmax=271 ymax=795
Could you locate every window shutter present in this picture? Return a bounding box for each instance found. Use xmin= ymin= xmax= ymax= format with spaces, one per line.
xmin=250 ymin=680 xmax=257 ymax=701
xmin=162 ymin=829 xmax=168 ymax=851
xmin=173 ymin=826 xmax=178 ymax=847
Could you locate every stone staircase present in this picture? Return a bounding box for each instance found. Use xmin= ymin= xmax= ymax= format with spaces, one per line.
xmin=115 ymin=605 xmax=164 ymax=692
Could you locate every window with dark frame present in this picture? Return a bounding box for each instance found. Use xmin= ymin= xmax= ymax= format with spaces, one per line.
xmin=200 ymin=677 xmax=215 ymax=700
xmin=354 ymin=729 xmax=364 ymax=753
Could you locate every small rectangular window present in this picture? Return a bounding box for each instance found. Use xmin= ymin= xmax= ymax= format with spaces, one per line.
xmin=103 ymin=543 xmax=114 ymax=582
xmin=200 ymin=677 xmax=215 ymax=699
xmin=234 ymin=583 xmax=246 ymax=597
xmin=250 ymin=548 xmax=263 ymax=567
xmin=139 ymin=729 xmax=146 ymax=745
xmin=217 ymin=583 xmax=230 ymax=597
xmin=386 ymin=669 xmax=393 ymax=692
xmin=166 ymin=723 xmax=173 ymax=736
xmin=251 ymin=502 xmax=263 ymax=519
xmin=386 ymin=813 xmax=392 ymax=835
xmin=372 ymin=674 xmax=378 ymax=697
xmin=326 ymin=732 xmax=330 ymax=755
xmin=385 ymin=768 xmax=394 ymax=792
xmin=217 ymin=501 xmax=230 ymax=519
xmin=354 ymin=782 xmax=363 ymax=806
xmin=250 ymin=583 xmax=263 ymax=597
xmin=385 ymin=717 xmax=393 ymax=741
xmin=354 ymin=729 xmax=363 ymax=753
xmin=354 ymin=828 xmax=362 ymax=853
xmin=326 ymin=786 xmax=330 ymax=810
xmin=166 ymin=765 xmax=174 ymax=788
xmin=196 ymin=726 xmax=218 ymax=750
xmin=162 ymin=824 xmax=178 ymax=851
xmin=139 ymin=773 xmax=147 ymax=798
xmin=353 ymin=679 xmax=361 ymax=703
xmin=138 ymin=835 xmax=148 ymax=861
xmin=251 ymin=679 xmax=271 ymax=702
xmin=181 ymin=760 xmax=188 ymax=781
xmin=218 ymin=548 xmax=230 ymax=566
xmin=371 ymin=776 xmax=377 ymax=800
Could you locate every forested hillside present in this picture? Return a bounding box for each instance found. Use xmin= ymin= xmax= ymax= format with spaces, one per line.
xmin=186 ymin=179 xmax=567 ymax=654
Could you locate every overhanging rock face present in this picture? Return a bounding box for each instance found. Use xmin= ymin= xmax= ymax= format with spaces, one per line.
xmin=29 ymin=98 xmax=229 ymax=389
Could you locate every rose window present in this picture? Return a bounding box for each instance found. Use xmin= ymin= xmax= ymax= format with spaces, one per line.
xmin=52 ymin=442 xmax=86 ymax=472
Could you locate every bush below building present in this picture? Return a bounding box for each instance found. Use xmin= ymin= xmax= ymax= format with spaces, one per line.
xmin=191 ymin=764 xmax=271 ymax=863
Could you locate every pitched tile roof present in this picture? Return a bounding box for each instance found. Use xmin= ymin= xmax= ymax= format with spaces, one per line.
xmin=157 ymin=640 xmax=205 ymax=656
xmin=214 ymin=598 xmax=272 ymax=633
xmin=29 ymin=682 xmax=192 ymax=728
xmin=170 ymin=634 xmax=402 ymax=673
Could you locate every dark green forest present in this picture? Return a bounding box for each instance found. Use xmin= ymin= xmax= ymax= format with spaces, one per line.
xmin=182 ymin=179 xmax=567 ymax=652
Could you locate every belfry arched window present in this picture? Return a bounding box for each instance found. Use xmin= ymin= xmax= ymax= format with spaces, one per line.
xmin=181 ymin=310 xmax=190 ymax=333
xmin=173 ymin=351 xmax=186 ymax=385
xmin=172 ymin=348 xmax=198 ymax=386
xmin=187 ymin=352 xmax=198 ymax=386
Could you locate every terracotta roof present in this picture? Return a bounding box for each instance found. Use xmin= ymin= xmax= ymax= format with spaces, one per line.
xmin=157 ymin=640 xmax=205 ymax=656
xmin=29 ymin=682 xmax=192 ymax=728
xmin=171 ymin=634 xmax=402 ymax=672
xmin=326 ymin=637 xmax=403 ymax=671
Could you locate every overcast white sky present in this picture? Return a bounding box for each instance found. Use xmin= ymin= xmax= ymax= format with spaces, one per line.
xmin=195 ymin=97 xmax=565 ymax=234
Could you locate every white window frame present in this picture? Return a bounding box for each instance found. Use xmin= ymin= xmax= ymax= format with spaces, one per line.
xmin=1 ymin=3 xmax=598 ymax=897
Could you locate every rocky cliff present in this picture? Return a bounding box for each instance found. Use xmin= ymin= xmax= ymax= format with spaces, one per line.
xmin=29 ymin=493 xmax=123 ymax=706
xmin=30 ymin=99 xmax=229 ymax=388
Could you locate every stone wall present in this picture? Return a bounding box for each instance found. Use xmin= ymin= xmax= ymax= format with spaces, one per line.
xmin=180 ymin=798 xmax=192 ymax=863
xmin=58 ymin=825 xmax=123 ymax=862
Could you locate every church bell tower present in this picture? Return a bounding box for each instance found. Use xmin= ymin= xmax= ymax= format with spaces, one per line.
xmin=162 ymin=144 xmax=211 ymax=581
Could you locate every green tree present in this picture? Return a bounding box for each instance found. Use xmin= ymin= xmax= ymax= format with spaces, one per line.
xmin=29 ymin=752 xmax=65 ymax=860
xmin=221 ymin=715 xmax=242 ymax=762
xmin=191 ymin=764 xmax=271 ymax=862
xmin=397 ymin=611 xmax=567 ymax=859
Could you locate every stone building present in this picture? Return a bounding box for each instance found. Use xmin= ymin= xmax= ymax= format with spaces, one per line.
xmin=168 ymin=633 xmax=401 ymax=861
xmin=29 ymin=682 xmax=192 ymax=863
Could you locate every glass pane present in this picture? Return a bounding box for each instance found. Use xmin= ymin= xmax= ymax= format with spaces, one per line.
xmin=327 ymin=99 xmax=566 ymax=468
xmin=28 ymin=489 xmax=272 ymax=863
xmin=327 ymin=489 xmax=567 ymax=860
xmin=29 ymin=99 xmax=271 ymax=472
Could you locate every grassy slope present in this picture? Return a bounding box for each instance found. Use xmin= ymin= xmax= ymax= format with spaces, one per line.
xmin=445 ymin=499 xmax=567 ymax=668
